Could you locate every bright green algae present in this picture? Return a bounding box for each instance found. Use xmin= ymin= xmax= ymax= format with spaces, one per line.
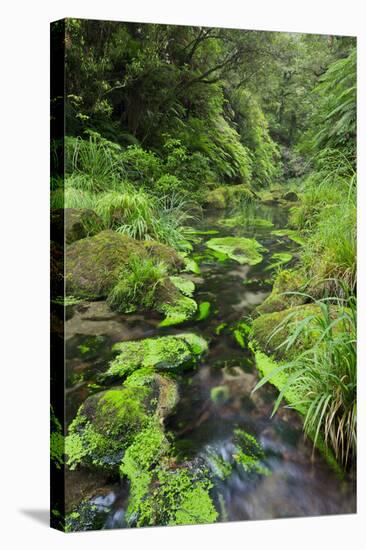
xmin=232 ymin=428 xmax=270 ymax=475
xmin=206 ymin=236 xmax=267 ymax=265
xmin=220 ymin=216 xmax=274 ymax=229
xmin=104 ymin=333 xmax=208 ymax=380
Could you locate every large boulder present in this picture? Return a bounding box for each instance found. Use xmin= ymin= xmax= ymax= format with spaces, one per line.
xmin=65 ymin=208 xmax=102 ymax=244
xmin=66 ymin=230 xmax=144 ymax=299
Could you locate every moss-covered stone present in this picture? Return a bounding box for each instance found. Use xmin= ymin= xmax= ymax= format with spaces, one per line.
xmin=131 ymin=465 xmax=218 ymax=527
xmin=204 ymin=184 xmax=254 ymax=209
xmin=256 ymin=269 xmax=307 ymax=314
xmin=158 ymin=294 xmax=198 ymax=326
xmin=251 ymin=303 xmax=323 ymax=360
xmin=104 ymin=333 xmax=208 ymax=380
xmin=206 ymin=236 xmax=267 ymax=265
xmin=143 ymin=240 xmax=185 ymax=272
xmin=66 ymin=230 xmax=147 ymax=299
xmin=66 ymin=230 xmax=183 ymax=300
xmin=124 ymin=369 xmax=179 ymax=421
xmin=120 ymin=424 xmax=170 ymax=525
xmin=65 ymin=208 xmax=102 ymax=244
xmin=65 ymin=386 xmax=153 ymax=472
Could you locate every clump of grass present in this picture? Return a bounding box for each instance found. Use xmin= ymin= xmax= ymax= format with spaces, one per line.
xmin=107 ymin=255 xmax=168 ymax=313
xmin=254 ymin=286 xmax=356 ymax=468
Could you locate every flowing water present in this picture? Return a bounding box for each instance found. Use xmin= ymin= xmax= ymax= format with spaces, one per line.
xmin=65 ymin=203 xmax=356 ymax=528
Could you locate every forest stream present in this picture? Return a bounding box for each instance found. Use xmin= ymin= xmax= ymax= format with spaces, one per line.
xmin=64 ymin=203 xmax=356 ymax=528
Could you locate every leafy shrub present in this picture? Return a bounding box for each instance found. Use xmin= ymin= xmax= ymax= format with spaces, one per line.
xmin=254 ymin=290 xmax=356 ymax=467
xmin=120 ymin=145 xmax=163 ymax=188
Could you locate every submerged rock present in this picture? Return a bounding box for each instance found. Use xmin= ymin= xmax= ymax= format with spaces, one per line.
xmin=206 ymin=236 xmax=267 ymax=265
xmin=104 ymin=333 xmax=208 ymax=380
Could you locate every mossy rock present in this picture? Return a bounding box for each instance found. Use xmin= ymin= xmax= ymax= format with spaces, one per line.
xmin=65 ymin=208 xmax=102 ymax=244
xmin=122 ymin=458 xmax=218 ymax=527
xmin=65 ymin=386 xmax=155 ymax=472
xmin=104 ymin=333 xmax=208 ymax=380
xmin=251 ymin=303 xmax=323 ymax=360
xmin=206 ymin=236 xmax=267 ymax=265
xmin=256 ymin=269 xmax=307 ymax=314
xmin=66 ymin=230 xmax=147 ymax=299
xmin=143 ymin=240 xmax=185 ymax=272
xmin=65 ymin=491 xmax=115 ymax=532
xmin=204 ymin=184 xmax=254 ymax=209
xmin=283 ymin=191 xmax=299 ymax=202
xmin=124 ymin=368 xmax=179 ymax=422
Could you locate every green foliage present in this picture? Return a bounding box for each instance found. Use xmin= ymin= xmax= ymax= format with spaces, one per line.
xmin=107 ymin=255 xmax=168 ymax=313
xmin=253 ymin=291 xmax=356 ymax=467
xmin=302 ymin=48 xmax=356 ymax=155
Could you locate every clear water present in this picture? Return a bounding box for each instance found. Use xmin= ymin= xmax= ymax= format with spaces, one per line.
xmin=65 ymin=204 xmax=356 ymax=527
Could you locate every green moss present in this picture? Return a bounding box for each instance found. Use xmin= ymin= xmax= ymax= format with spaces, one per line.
xmin=272 ymin=229 xmax=306 ymax=246
xmin=66 ymin=230 xmax=147 ymax=299
xmin=158 ymin=295 xmax=198 ymax=326
xmin=50 ymin=408 xmax=64 ymax=469
xmin=205 ymin=450 xmax=233 ymax=480
xmin=257 ymin=269 xmax=307 ymax=314
xmin=169 ymin=276 xmax=195 ymax=297
xmin=206 ymin=236 xmax=267 ymax=265
xmin=252 ymin=304 xmax=322 ymax=359
xmin=65 ymin=387 xmax=152 ymax=472
xmin=210 ymin=385 xmax=230 ymax=404
xmin=137 ymin=467 xmax=218 ymax=527
xmin=104 ymin=333 xmax=208 ymax=380
xmin=231 ymin=320 xmax=251 ymax=349
xmin=124 ymin=369 xmax=179 ymax=420
xmin=196 ymin=301 xmax=211 ymax=321
xmin=232 ymin=428 xmax=270 ymax=475
xmin=120 ymin=424 xmax=169 ymax=524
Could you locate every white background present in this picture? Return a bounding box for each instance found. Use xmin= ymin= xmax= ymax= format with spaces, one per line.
xmin=0 ymin=1 xmax=365 ymax=548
